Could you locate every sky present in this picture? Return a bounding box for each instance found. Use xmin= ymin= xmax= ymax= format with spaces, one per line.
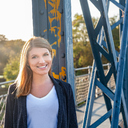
xmin=0 ymin=0 xmax=119 ymax=41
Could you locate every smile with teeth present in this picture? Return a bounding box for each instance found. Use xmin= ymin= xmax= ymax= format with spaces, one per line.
xmin=37 ymin=64 xmax=47 ymax=69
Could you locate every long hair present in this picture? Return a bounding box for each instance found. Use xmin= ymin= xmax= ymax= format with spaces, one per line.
xmin=15 ymin=36 xmax=52 ymax=97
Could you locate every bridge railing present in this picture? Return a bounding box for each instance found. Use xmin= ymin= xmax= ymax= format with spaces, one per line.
xmin=75 ymin=63 xmax=115 ymax=105
xmin=0 ymin=80 xmax=14 ymax=126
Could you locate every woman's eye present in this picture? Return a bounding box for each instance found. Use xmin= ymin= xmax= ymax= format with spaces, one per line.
xmin=44 ymin=53 xmax=49 ymax=56
xmin=32 ymin=56 xmax=37 ymax=59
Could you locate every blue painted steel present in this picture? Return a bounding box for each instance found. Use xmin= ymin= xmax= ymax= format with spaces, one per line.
xmin=80 ymin=0 xmax=114 ymax=125
xmin=111 ymin=18 xmax=123 ymax=30
xmin=79 ymin=0 xmax=128 ymax=127
xmin=32 ymin=0 xmax=48 ymax=39
xmin=32 ymin=0 xmax=75 ymax=102
xmin=63 ymin=0 xmax=75 ymax=101
xmin=96 ymin=80 xmax=114 ymax=100
xmin=119 ymin=0 xmax=125 ymax=41
xmin=121 ymin=90 xmax=128 ymax=127
xmin=111 ymin=0 xmax=128 ymax=127
xmin=120 ymin=0 xmax=128 ymax=120
xmin=110 ymin=0 xmax=124 ymax=10
xmin=89 ymin=109 xmax=112 ymax=128
xmin=124 ymin=48 xmax=128 ymax=109
xmin=82 ymin=62 xmax=97 ymax=127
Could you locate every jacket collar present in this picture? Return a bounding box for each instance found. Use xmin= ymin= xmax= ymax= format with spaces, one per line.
xmin=49 ymin=76 xmax=64 ymax=128
xmin=19 ymin=96 xmax=27 ymax=128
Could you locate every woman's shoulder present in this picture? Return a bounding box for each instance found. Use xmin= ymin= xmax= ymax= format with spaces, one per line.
xmin=55 ymin=78 xmax=72 ymax=93
xmin=54 ymin=78 xmax=71 ymax=87
xmin=8 ymin=83 xmax=17 ymax=96
xmin=50 ymin=76 xmax=72 ymax=92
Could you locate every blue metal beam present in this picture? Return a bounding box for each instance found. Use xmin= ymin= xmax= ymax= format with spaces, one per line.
xmin=110 ymin=0 xmax=125 ymax=11
xmin=82 ymin=62 xmax=97 ymax=127
xmin=111 ymin=18 xmax=123 ymax=30
xmin=111 ymin=0 xmax=128 ymax=127
xmin=63 ymin=0 xmax=75 ymax=98
xmin=79 ymin=0 xmax=128 ymax=127
xmin=82 ymin=26 xmax=106 ymax=128
xmin=96 ymin=80 xmax=114 ymax=100
xmin=89 ymin=109 xmax=112 ymax=128
xmin=124 ymin=47 xmax=128 ymax=109
xmin=119 ymin=0 xmax=125 ymax=41
xmin=80 ymin=1 xmax=116 ymax=122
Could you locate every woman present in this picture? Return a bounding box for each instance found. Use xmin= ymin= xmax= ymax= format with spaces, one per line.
xmin=4 ymin=37 xmax=78 ymax=128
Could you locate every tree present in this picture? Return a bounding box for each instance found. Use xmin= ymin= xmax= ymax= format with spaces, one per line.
xmin=72 ymin=14 xmax=98 ymax=68
xmin=3 ymin=54 xmax=20 ymax=81
xmin=72 ymin=14 xmax=120 ymax=75
xmin=0 ymin=35 xmax=25 ymax=75
xmin=0 ymin=35 xmax=8 ymax=75
xmin=0 ymin=35 xmax=7 ymax=42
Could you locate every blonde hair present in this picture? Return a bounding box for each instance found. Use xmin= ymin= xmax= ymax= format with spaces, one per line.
xmin=15 ymin=36 xmax=52 ymax=97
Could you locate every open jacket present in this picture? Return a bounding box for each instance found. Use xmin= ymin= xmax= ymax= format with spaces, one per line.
xmin=4 ymin=76 xmax=78 ymax=128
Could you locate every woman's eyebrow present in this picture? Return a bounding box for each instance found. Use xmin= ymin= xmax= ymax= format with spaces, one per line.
xmin=44 ymin=51 xmax=49 ymax=53
xmin=31 ymin=54 xmax=37 ymax=57
xmin=31 ymin=52 xmax=49 ymax=56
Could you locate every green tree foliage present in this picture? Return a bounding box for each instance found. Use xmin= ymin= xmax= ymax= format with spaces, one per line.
xmin=72 ymin=14 xmax=98 ymax=69
xmin=0 ymin=34 xmax=25 ymax=79
xmin=3 ymin=54 xmax=20 ymax=81
xmin=0 ymin=35 xmax=8 ymax=75
xmin=72 ymin=14 xmax=120 ymax=75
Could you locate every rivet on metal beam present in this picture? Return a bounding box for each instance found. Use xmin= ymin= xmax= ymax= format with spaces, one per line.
xmin=40 ymin=10 xmax=44 ymax=15
xmin=59 ymin=9 xmax=63 ymax=14
xmin=63 ymin=76 xmax=66 ymax=80
xmin=40 ymin=32 xmax=45 ymax=37
xmin=60 ymin=31 xmax=64 ymax=36
xmin=61 ymin=53 xmax=65 ymax=58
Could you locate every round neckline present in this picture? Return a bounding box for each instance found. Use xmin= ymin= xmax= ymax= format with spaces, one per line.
xmin=28 ymin=86 xmax=55 ymax=100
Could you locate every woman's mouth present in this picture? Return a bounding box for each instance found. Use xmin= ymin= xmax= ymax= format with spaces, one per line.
xmin=37 ymin=65 xmax=47 ymax=69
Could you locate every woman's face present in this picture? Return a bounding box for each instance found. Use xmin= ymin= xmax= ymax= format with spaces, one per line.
xmin=28 ymin=47 xmax=52 ymax=77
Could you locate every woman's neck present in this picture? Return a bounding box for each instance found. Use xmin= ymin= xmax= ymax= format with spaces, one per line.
xmin=32 ymin=74 xmax=52 ymax=87
xmin=30 ymin=74 xmax=53 ymax=98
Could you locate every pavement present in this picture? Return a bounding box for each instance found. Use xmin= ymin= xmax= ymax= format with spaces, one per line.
xmin=76 ymin=95 xmax=123 ymax=128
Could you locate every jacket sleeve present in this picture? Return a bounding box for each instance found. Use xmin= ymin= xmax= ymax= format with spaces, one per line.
xmin=68 ymin=84 xmax=78 ymax=128
xmin=4 ymin=84 xmax=16 ymax=128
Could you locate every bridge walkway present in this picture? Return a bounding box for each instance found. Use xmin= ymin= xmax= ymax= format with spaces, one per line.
xmin=76 ymin=95 xmax=123 ymax=128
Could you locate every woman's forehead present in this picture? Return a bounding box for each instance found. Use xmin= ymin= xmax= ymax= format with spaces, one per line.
xmin=28 ymin=47 xmax=50 ymax=55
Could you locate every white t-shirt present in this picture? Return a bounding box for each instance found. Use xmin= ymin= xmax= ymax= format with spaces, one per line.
xmin=27 ymin=86 xmax=59 ymax=128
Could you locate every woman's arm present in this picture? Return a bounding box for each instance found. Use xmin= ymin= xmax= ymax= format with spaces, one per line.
xmin=4 ymin=84 xmax=16 ymax=128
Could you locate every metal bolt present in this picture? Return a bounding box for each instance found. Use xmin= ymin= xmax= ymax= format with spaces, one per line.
xmin=60 ymin=31 xmax=64 ymax=36
xmin=61 ymin=53 xmax=65 ymax=58
xmin=59 ymin=9 xmax=63 ymax=14
xmin=40 ymin=32 xmax=45 ymax=37
xmin=40 ymin=10 xmax=44 ymax=15
xmin=63 ymin=76 xmax=66 ymax=80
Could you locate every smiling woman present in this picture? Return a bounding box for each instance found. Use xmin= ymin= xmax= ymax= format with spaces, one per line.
xmin=15 ymin=37 xmax=53 ymax=97
xmin=4 ymin=36 xmax=78 ymax=128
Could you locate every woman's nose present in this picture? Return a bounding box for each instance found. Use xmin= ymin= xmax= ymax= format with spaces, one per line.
xmin=39 ymin=57 xmax=45 ymax=63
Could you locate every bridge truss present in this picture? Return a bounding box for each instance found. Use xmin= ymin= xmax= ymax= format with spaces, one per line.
xmin=80 ymin=0 xmax=128 ymax=127
xmin=32 ymin=0 xmax=128 ymax=127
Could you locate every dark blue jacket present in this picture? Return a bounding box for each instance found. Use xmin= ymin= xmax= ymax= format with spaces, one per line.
xmin=4 ymin=76 xmax=78 ymax=128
